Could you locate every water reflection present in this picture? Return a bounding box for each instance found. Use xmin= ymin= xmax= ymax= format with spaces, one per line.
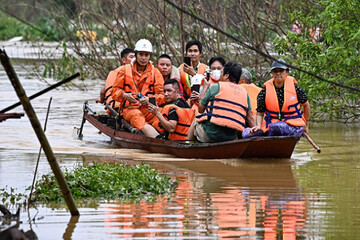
xmin=69 ymin=159 xmax=305 ymax=239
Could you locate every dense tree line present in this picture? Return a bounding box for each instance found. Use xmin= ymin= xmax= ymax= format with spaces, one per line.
xmin=1 ymin=0 xmax=358 ymax=121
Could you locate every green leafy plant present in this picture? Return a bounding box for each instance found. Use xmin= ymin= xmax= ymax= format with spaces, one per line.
xmin=273 ymin=0 xmax=360 ymax=122
xmin=0 ymin=186 xmax=27 ymax=205
xmin=32 ymin=162 xmax=175 ymax=203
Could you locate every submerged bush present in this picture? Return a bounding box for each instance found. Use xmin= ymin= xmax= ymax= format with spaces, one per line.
xmin=33 ymin=162 xmax=175 ymax=202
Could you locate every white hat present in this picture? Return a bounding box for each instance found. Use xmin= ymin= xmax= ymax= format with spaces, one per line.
xmin=134 ymin=39 xmax=153 ymax=53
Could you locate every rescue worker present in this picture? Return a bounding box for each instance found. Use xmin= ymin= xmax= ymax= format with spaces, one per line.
xmin=188 ymin=62 xmax=255 ymax=143
xmin=111 ymin=39 xmax=166 ymax=137
xmin=179 ymin=40 xmax=207 ymax=100
xmin=248 ymin=59 xmax=310 ymax=137
xmin=156 ymin=54 xmax=180 ymax=81
xmin=148 ymin=79 xmax=194 ymax=140
xmin=96 ymin=48 xmax=135 ymax=107
xmin=238 ymin=68 xmax=261 ymax=117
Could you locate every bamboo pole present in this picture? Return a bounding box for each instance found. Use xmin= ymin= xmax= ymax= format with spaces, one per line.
xmin=0 ymin=49 xmax=79 ymax=216
xmin=303 ymin=132 xmax=321 ymax=153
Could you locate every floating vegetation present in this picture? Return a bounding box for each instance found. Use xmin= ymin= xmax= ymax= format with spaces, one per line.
xmin=0 ymin=187 xmax=27 ymax=205
xmin=32 ymin=162 xmax=175 ymax=203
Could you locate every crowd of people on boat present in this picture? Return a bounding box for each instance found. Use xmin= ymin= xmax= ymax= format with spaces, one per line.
xmin=97 ymin=38 xmax=310 ymax=143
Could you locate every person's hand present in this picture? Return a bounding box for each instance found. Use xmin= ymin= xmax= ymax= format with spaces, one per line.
xmin=249 ymin=126 xmax=261 ymax=134
xmin=202 ymin=77 xmax=211 ymax=90
xmin=190 ymin=91 xmax=200 ymax=102
xmin=139 ymin=96 xmax=149 ymax=106
xmin=95 ymin=97 xmax=104 ymax=104
xmin=303 ymin=124 xmax=309 ymax=134
xmin=122 ymin=92 xmax=137 ymax=103
xmin=148 ymin=103 xmax=159 ymax=115
xmin=183 ymin=63 xmax=196 ymax=76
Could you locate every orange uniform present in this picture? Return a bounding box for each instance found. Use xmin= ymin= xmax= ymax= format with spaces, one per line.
xmin=261 ymin=77 xmax=306 ymax=132
xmin=111 ymin=62 xmax=166 ymax=131
xmin=104 ymin=66 xmax=123 ymax=111
xmin=239 ymin=83 xmax=261 ymax=116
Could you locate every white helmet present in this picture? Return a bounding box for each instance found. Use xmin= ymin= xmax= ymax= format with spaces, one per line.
xmin=134 ymin=39 xmax=153 ymax=53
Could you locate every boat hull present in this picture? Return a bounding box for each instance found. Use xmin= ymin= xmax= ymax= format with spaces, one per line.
xmin=83 ymin=113 xmax=300 ymax=159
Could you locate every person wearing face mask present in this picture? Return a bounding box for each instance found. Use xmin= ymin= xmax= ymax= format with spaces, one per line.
xmin=187 ymin=62 xmax=255 ymax=143
xmin=189 ymin=56 xmax=226 ymax=108
xmin=208 ymin=56 xmax=225 ymax=84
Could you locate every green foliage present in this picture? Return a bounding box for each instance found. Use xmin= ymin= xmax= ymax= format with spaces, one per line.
xmin=273 ymin=0 xmax=360 ymax=122
xmin=32 ymin=162 xmax=175 ymax=203
xmin=0 ymin=12 xmax=63 ymax=41
xmin=42 ymin=41 xmax=86 ymax=80
xmin=0 ymin=186 xmax=27 ymax=205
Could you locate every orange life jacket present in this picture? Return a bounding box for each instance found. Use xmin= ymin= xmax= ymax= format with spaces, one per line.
xmin=179 ymin=63 xmax=207 ymax=99
xmin=196 ymin=82 xmax=248 ymax=132
xmin=261 ymin=76 xmax=306 ymax=132
xmin=121 ymin=63 xmax=156 ymax=108
xmin=153 ymin=104 xmax=195 ymax=140
xmin=104 ymin=66 xmax=123 ymax=109
xmin=239 ymin=83 xmax=262 ymax=116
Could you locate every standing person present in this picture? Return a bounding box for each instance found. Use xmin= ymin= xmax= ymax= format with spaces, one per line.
xmin=148 ymin=79 xmax=194 ymax=140
xmin=111 ymin=39 xmax=166 ymax=137
xmin=179 ymin=40 xmax=207 ymax=100
xmin=156 ymin=54 xmax=180 ymax=81
xmin=96 ymin=48 xmax=135 ymax=107
xmin=238 ymin=68 xmax=261 ymax=117
xmin=248 ymin=59 xmax=310 ymax=137
xmin=188 ymin=62 xmax=255 ymax=143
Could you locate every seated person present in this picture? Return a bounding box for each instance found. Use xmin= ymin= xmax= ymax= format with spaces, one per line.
xmin=156 ymin=54 xmax=180 ymax=81
xmin=190 ymin=56 xmax=226 ymax=107
xmin=247 ymin=59 xmax=310 ymax=137
xmin=148 ymin=79 xmax=194 ymax=140
xmin=97 ymin=48 xmax=135 ymax=108
xmin=238 ymin=68 xmax=261 ymax=117
xmin=111 ymin=39 xmax=166 ymax=137
xmin=179 ymin=40 xmax=207 ymax=100
xmin=188 ymin=62 xmax=255 ymax=143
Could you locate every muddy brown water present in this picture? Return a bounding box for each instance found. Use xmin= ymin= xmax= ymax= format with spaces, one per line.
xmin=1 ymin=62 xmax=359 ymax=239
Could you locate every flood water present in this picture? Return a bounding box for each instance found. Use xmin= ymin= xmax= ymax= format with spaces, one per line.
xmin=1 ymin=60 xmax=360 ymax=239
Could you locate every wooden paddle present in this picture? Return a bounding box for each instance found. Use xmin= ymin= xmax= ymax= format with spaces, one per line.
xmin=303 ymin=132 xmax=321 ymax=153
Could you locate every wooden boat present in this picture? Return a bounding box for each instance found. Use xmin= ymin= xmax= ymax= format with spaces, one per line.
xmin=0 ymin=113 xmax=24 ymax=123
xmin=78 ymin=103 xmax=300 ymax=159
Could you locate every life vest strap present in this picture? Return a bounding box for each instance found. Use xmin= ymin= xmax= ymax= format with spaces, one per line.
xmin=212 ymin=98 xmax=248 ymax=112
xmin=196 ymin=113 xmax=247 ymax=128
xmin=104 ymin=85 xmax=112 ymax=94
xmin=265 ymin=101 xmax=303 ymax=127
xmin=205 ymin=105 xmax=247 ymax=120
xmin=173 ymin=131 xmax=188 ymax=137
xmin=177 ymin=122 xmax=191 ymax=127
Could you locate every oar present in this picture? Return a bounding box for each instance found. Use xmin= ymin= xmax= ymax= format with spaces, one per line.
xmin=303 ymin=132 xmax=321 ymax=153
xmin=0 ymin=72 xmax=80 ymax=113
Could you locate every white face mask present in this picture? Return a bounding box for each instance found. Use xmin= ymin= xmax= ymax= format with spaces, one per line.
xmin=211 ymin=70 xmax=221 ymax=80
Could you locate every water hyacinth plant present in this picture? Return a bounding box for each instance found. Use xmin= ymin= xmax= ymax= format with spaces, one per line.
xmin=32 ymin=162 xmax=175 ymax=202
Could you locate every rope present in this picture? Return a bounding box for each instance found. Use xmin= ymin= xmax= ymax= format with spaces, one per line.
xmin=164 ymin=0 xmax=360 ymax=92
